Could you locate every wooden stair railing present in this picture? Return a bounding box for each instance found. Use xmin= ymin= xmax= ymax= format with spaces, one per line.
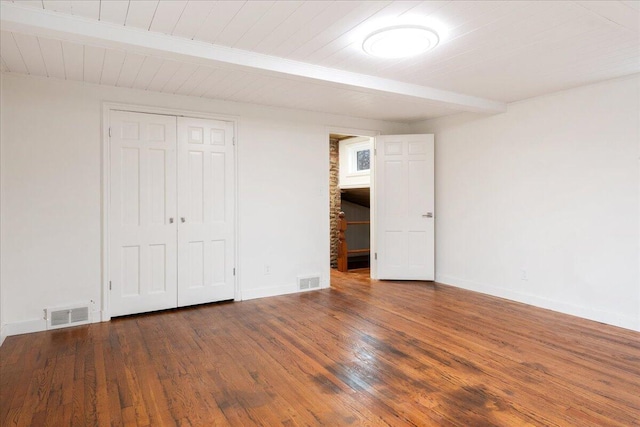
xmin=337 ymin=211 xmax=371 ymax=272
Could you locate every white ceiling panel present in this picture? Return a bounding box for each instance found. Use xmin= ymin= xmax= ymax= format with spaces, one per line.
xmin=174 ymin=66 xmax=214 ymax=96
xmin=414 ymin=4 xmax=585 ymax=80
xmin=149 ymin=0 xmax=188 ymax=35
xmin=190 ymin=67 xmax=234 ymax=98
xmin=42 ymin=1 xmax=74 ymax=15
xmin=125 ymin=0 xmax=159 ymax=31
xmin=161 ymin=62 xmax=198 ymax=94
xmin=240 ymin=75 xmax=291 ymax=106
xmin=224 ymin=73 xmax=277 ymax=103
xmin=435 ymin=1 xmax=518 ymax=44
xmin=8 ymin=1 xmax=42 ymax=9
xmin=400 ymin=1 xmax=449 ymax=19
xmin=253 ymin=1 xmax=334 ymax=55
xmin=132 ymin=55 xmax=164 ymax=90
xmin=61 ymin=41 xmax=83 ymax=81
xmin=215 ymin=1 xmax=275 ymax=48
xmin=100 ymin=48 xmax=126 ymax=85
xmin=232 ymin=1 xmax=302 ymax=50
xmin=623 ymin=1 xmax=640 ymax=12
xmin=576 ymin=0 xmax=640 ymax=33
xmin=417 ymin=8 xmax=638 ymax=101
xmin=1 ymin=0 xmax=638 ymax=123
xmin=38 ymin=37 xmax=65 ymax=79
xmin=99 ymin=0 xmax=129 ymax=26
xmin=206 ymin=70 xmax=258 ymax=101
xmin=83 ymin=45 xmax=105 ymax=84
xmin=0 ymin=31 xmax=28 ymax=74
xmin=115 ymin=51 xmax=145 ymax=88
xmin=268 ymin=1 xmax=364 ymax=58
xmin=171 ymin=0 xmax=216 ymax=40
xmin=193 ymin=1 xmax=246 ymax=45
xmin=145 ymin=58 xmax=181 ymax=92
xmin=11 ymin=32 xmax=47 ymax=76
xmin=44 ymin=0 xmax=99 ymax=20
xmin=199 ymin=71 xmax=232 ymax=98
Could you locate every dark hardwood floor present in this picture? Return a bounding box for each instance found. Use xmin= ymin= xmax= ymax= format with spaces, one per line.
xmin=1 ymin=270 xmax=639 ymax=426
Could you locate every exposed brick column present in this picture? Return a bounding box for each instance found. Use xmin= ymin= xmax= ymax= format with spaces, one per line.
xmin=329 ymin=138 xmax=340 ymax=268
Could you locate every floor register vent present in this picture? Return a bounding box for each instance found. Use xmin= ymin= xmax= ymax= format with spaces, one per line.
xmin=298 ymin=275 xmax=321 ymax=290
xmin=45 ymin=304 xmax=91 ymax=329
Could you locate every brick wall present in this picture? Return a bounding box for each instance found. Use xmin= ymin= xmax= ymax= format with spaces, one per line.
xmin=329 ymin=138 xmax=340 ymax=268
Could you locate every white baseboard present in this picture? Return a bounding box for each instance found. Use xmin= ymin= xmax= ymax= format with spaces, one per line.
xmin=241 ymin=281 xmax=326 ymax=301
xmin=0 ymin=325 xmax=6 ymax=347
xmin=436 ymin=273 xmax=639 ymax=332
xmin=3 ymin=318 xmax=46 ymax=337
xmin=1 ymin=309 xmax=105 ymax=342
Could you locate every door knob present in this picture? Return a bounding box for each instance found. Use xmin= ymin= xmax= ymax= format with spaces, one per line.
xmin=169 ymin=218 xmax=174 ymax=224
xmin=181 ymin=217 xmax=186 ymax=223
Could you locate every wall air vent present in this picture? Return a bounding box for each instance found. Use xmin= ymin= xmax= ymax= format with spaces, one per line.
xmin=298 ymin=275 xmax=321 ymax=291
xmin=45 ymin=304 xmax=91 ymax=330
xmin=309 ymin=277 xmax=320 ymax=289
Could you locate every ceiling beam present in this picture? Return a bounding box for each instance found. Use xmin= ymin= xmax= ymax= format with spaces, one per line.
xmin=0 ymin=2 xmax=507 ymax=114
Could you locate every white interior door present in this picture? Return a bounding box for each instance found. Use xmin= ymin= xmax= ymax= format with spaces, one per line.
xmin=177 ymin=117 xmax=235 ymax=306
xmin=375 ymin=134 xmax=434 ymax=280
xmin=109 ymin=111 xmax=178 ymax=316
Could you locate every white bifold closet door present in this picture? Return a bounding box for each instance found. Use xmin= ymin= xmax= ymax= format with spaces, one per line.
xmin=109 ymin=111 xmax=235 ymax=317
xmin=177 ymin=117 xmax=235 ymax=306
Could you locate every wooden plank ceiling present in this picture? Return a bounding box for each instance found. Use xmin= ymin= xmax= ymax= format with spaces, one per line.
xmin=1 ymin=0 xmax=638 ymax=122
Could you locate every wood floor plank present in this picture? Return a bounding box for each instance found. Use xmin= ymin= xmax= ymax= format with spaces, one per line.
xmin=1 ymin=270 xmax=639 ymax=426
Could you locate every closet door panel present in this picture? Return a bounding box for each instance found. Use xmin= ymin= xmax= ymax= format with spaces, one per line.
xmin=177 ymin=118 xmax=235 ymax=306
xmin=109 ymin=111 xmax=178 ymax=316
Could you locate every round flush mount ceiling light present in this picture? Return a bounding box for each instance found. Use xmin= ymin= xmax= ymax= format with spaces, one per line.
xmin=362 ymin=25 xmax=439 ymax=58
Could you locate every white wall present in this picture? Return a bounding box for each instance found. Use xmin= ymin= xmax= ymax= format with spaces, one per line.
xmin=0 ymin=73 xmax=408 ymax=336
xmin=410 ymin=74 xmax=640 ymax=331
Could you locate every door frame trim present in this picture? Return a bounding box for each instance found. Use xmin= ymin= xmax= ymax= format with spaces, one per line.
xmin=101 ymin=102 xmax=239 ymax=321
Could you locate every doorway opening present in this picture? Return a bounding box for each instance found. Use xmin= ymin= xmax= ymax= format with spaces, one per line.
xmin=329 ymin=133 xmax=373 ymax=276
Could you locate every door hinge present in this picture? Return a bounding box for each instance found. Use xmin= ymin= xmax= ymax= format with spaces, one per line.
xmin=232 ymin=137 xmax=235 ymax=146
xmin=108 ymin=127 xmax=112 ymax=138
xmin=375 ymin=253 xmax=378 ymax=260
xmin=109 ymin=281 xmax=112 ymax=290
xmin=233 ymin=268 xmax=236 ymax=276
xmin=374 ymin=148 xmax=377 ymax=155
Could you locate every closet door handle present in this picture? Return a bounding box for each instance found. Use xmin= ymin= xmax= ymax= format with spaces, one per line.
xmin=181 ymin=217 xmax=186 ymax=223
xmin=169 ymin=218 xmax=174 ymax=224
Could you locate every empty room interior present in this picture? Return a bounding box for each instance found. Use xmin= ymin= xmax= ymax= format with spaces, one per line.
xmin=1 ymin=0 xmax=639 ymax=425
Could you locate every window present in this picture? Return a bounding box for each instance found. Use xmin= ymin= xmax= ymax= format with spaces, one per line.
xmin=347 ymin=141 xmax=372 ymax=176
xmin=356 ymin=149 xmax=370 ymax=172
